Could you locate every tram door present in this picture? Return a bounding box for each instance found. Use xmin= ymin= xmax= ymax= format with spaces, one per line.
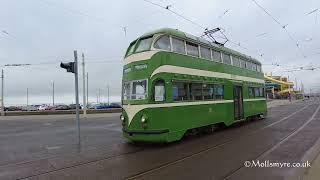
xmin=233 ymin=86 xmax=244 ymax=120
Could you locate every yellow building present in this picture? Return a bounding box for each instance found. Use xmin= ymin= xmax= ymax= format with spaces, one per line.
xmin=265 ymin=75 xmax=294 ymax=99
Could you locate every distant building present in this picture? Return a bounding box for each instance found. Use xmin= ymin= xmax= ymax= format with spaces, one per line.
xmin=265 ymin=75 xmax=294 ymax=99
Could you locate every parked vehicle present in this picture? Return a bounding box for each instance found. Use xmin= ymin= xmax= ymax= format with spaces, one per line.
xmin=38 ymin=105 xmax=50 ymax=111
xmin=69 ymin=104 xmax=82 ymax=109
xmin=21 ymin=105 xmax=38 ymax=111
xmin=6 ymin=106 xmax=22 ymax=111
xmin=54 ymin=105 xmax=71 ymax=110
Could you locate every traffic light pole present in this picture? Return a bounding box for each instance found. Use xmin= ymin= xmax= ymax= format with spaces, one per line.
xmin=74 ymin=50 xmax=81 ymax=148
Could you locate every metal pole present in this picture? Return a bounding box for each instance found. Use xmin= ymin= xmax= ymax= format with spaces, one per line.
xmin=82 ymin=53 xmax=87 ymax=117
xmin=52 ymin=81 xmax=55 ymax=106
xmin=1 ymin=69 xmax=4 ymax=116
xmin=107 ymin=84 xmax=110 ymax=105
xmin=86 ymin=72 xmax=89 ymax=108
xmin=27 ymin=88 xmax=29 ymax=106
xmin=98 ymin=88 xmax=101 ymax=103
xmin=74 ymin=50 xmax=81 ymax=148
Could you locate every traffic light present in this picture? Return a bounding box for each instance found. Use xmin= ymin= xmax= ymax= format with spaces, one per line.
xmin=60 ymin=62 xmax=76 ymax=73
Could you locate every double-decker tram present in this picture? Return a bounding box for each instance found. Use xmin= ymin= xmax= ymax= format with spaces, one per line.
xmin=120 ymin=28 xmax=267 ymax=143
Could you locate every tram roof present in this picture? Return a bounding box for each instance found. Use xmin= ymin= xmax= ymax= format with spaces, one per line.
xmin=141 ymin=28 xmax=262 ymax=65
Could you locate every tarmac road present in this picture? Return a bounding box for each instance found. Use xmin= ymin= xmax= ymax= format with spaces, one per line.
xmin=0 ymin=98 xmax=319 ymax=180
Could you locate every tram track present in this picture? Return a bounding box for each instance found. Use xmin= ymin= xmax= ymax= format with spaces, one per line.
xmin=223 ymin=102 xmax=320 ymax=180
xmin=125 ymin=101 xmax=317 ymax=179
xmin=10 ymin=100 xmax=314 ymax=180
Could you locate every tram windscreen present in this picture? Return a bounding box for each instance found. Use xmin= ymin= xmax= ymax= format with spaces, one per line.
xmin=135 ymin=36 xmax=153 ymax=53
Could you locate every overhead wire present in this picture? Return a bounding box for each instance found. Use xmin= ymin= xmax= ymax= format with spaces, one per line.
xmin=250 ymin=0 xmax=306 ymax=58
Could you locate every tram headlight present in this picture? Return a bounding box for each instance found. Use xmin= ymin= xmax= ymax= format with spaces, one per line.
xmin=120 ymin=115 xmax=125 ymax=122
xmin=141 ymin=115 xmax=147 ymax=123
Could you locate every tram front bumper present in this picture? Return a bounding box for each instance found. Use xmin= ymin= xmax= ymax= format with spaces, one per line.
xmin=123 ymin=128 xmax=170 ymax=142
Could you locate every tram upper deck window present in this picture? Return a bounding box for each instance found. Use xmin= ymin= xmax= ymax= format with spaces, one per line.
xmin=131 ymin=80 xmax=147 ymax=100
xmin=154 ymin=35 xmax=171 ymax=51
xmin=186 ymin=42 xmax=199 ymax=57
xmin=257 ymin=65 xmax=262 ymax=72
xmin=125 ymin=41 xmax=136 ymax=57
xmin=200 ymin=46 xmax=211 ymax=60
xmin=172 ymin=38 xmax=186 ymax=54
xmin=135 ymin=36 xmax=153 ymax=53
xmin=252 ymin=63 xmax=257 ymax=71
xmin=212 ymin=50 xmax=222 ymax=62
xmin=240 ymin=59 xmax=246 ymax=68
xmin=222 ymin=53 xmax=232 ymax=65
xmin=246 ymin=62 xmax=253 ymax=70
xmin=232 ymin=56 xmax=241 ymax=67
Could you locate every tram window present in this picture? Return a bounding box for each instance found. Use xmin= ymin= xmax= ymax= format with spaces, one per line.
xmin=249 ymin=87 xmax=255 ymax=98
xmin=240 ymin=59 xmax=246 ymax=68
xmin=173 ymin=82 xmax=189 ymax=101
xmin=135 ymin=36 xmax=153 ymax=53
xmin=126 ymin=41 xmax=136 ymax=57
xmin=222 ymin=53 xmax=232 ymax=65
xmin=200 ymin=46 xmax=211 ymax=60
xmin=186 ymin=42 xmax=199 ymax=57
xmin=252 ymin=63 xmax=257 ymax=71
xmin=233 ymin=57 xmax=241 ymax=67
xmin=214 ymin=84 xmax=224 ymax=99
xmin=246 ymin=62 xmax=252 ymax=70
xmin=123 ymin=82 xmax=131 ymax=100
xmin=190 ymin=83 xmax=203 ymax=100
xmin=212 ymin=50 xmax=222 ymax=62
xmin=254 ymin=87 xmax=260 ymax=97
xmin=172 ymin=38 xmax=186 ymax=54
xmin=154 ymin=80 xmax=165 ymax=102
xmin=257 ymin=65 xmax=261 ymax=72
xmin=203 ymin=84 xmax=214 ymax=100
xmin=154 ymin=35 xmax=171 ymax=51
xmin=254 ymin=87 xmax=264 ymax=97
xmin=131 ymin=80 xmax=147 ymax=100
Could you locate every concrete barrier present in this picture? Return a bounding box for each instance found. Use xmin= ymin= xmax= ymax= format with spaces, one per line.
xmin=3 ymin=108 xmax=122 ymax=116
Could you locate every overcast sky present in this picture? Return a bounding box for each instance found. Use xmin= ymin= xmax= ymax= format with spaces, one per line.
xmin=1 ymin=0 xmax=319 ymax=105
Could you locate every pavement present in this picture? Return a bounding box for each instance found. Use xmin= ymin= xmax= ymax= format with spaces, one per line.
xmin=0 ymin=98 xmax=319 ymax=180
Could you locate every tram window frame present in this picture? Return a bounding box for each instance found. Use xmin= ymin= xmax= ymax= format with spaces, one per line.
xmin=222 ymin=53 xmax=232 ymax=65
xmin=154 ymin=80 xmax=166 ymax=102
xmin=240 ymin=59 xmax=246 ymax=69
xmin=123 ymin=82 xmax=131 ymax=100
xmin=153 ymin=35 xmax=171 ymax=51
xmin=172 ymin=37 xmax=186 ymax=54
xmin=214 ymin=84 xmax=224 ymax=100
xmin=248 ymin=87 xmax=255 ymax=98
xmin=200 ymin=46 xmax=211 ymax=60
xmin=125 ymin=41 xmax=137 ymax=57
xmin=186 ymin=41 xmax=199 ymax=57
xmin=257 ymin=65 xmax=262 ymax=72
xmin=190 ymin=83 xmax=203 ymax=101
xmin=203 ymin=84 xmax=215 ymax=100
xmin=232 ymin=56 xmax=241 ymax=67
xmin=212 ymin=49 xmax=222 ymax=62
xmin=135 ymin=36 xmax=154 ymax=53
xmin=172 ymin=81 xmax=190 ymax=101
xmin=130 ymin=79 xmax=148 ymax=100
xmin=252 ymin=63 xmax=257 ymax=71
xmin=246 ymin=62 xmax=253 ymax=70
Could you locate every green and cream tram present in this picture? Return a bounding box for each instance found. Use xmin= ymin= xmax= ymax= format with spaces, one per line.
xmin=120 ymin=28 xmax=266 ymax=143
